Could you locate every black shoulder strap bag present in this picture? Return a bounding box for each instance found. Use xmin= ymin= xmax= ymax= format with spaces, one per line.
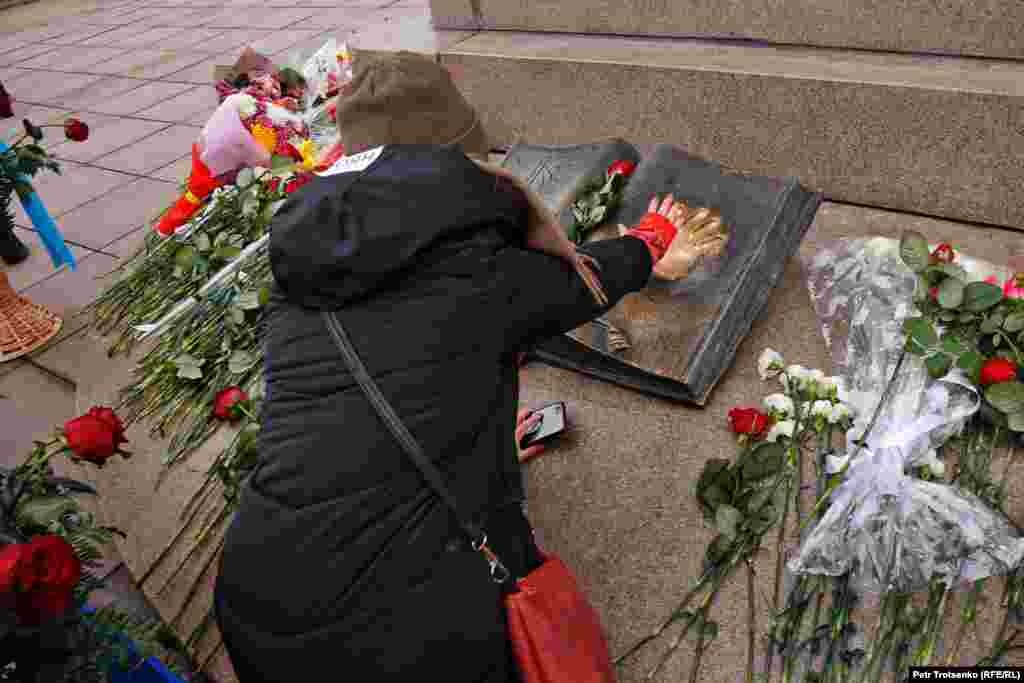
xmin=322 ymin=310 xmax=617 ymax=683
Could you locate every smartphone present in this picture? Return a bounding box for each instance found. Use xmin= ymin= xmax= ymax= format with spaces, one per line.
xmin=519 ymin=402 xmax=568 ymax=450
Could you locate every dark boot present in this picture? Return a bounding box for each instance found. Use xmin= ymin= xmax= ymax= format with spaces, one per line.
xmin=0 ymin=226 xmax=29 ymax=266
xmin=0 ymin=82 xmax=12 ymax=119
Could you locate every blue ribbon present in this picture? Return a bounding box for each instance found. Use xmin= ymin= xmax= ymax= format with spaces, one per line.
xmin=0 ymin=141 xmax=76 ymax=271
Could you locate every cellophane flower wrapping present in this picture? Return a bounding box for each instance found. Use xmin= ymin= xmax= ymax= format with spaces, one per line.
xmin=788 ymin=237 xmax=1024 ymax=594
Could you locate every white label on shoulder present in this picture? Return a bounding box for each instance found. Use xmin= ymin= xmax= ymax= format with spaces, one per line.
xmin=315 ymin=146 xmax=385 ymax=177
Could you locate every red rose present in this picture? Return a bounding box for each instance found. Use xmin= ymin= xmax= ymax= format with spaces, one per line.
xmin=607 ymin=160 xmax=636 ymax=178
xmin=930 ymin=243 xmax=956 ymax=264
xmin=87 ymin=406 xmax=127 ymax=447
xmin=265 ymin=176 xmax=282 ymax=193
xmin=63 ymin=118 xmax=89 ymax=142
xmin=0 ymin=537 xmax=81 ymax=626
xmin=16 ymin=588 xmax=75 ymax=626
xmin=213 ymin=386 xmax=249 ymax=421
xmin=0 ymin=543 xmax=30 ymax=593
xmin=928 ymin=287 xmax=939 ymax=301
xmin=22 ymin=536 xmax=80 ymax=593
xmin=728 ymin=407 xmax=771 ymax=436
xmin=980 ymin=357 xmax=1018 ymax=386
xmin=63 ymin=414 xmax=117 ymax=464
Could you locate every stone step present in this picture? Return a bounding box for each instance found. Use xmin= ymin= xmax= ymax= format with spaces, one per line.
xmin=440 ymin=31 xmax=1024 ymax=229
xmin=430 ymin=0 xmax=1024 ymax=61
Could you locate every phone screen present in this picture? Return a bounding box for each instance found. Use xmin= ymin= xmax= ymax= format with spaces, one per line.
xmin=521 ymin=402 xmax=567 ymax=448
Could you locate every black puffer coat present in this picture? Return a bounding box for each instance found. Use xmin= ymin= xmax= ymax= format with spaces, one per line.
xmin=214 ymin=145 xmax=652 ymax=682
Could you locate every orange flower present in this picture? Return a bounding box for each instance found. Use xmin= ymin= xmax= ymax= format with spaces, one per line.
xmin=250 ymin=124 xmax=278 ymax=154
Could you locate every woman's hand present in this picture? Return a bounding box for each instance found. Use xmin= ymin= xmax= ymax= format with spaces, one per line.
xmin=619 ymin=194 xmax=729 ymax=281
xmin=472 ymin=160 xmax=608 ymax=306
xmin=516 ymin=409 xmax=546 ymax=464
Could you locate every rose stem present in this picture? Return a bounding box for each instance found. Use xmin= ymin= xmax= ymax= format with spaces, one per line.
xmin=766 ymin=461 xmax=794 ymax=680
xmin=747 ymin=559 xmax=757 ymax=683
xmin=158 ymin=502 xmax=229 ymax=596
xmin=687 ymin=588 xmax=722 ymax=683
xmin=614 ymin=580 xmax=710 ymax=666
xmin=199 ymin=636 xmax=225 ymax=673
xmin=170 ymin=535 xmax=227 ymax=629
xmin=138 ymin=493 xmax=213 ymax=589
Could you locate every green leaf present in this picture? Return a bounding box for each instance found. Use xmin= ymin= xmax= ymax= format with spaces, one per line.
xmin=925 ymin=263 xmax=968 ymax=281
xmin=669 ymin=608 xmax=695 ymax=626
xmin=258 ymin=286 xmax=271 ymax=307
xmin=15 ymin=496 xmax=79 ymax=528
xmin=589 ymin=205 xmax=607 ymax=225
xmin=715 ymin=504 xmax=742 ymax=540
xmin=702 ymin=621 xmax=720 ymax=641
xmin=899 ymin=231 xmax=930 ymax=272
xmin=741 ymin=442 xmax=786 ymax=482
xmin=941 ymin=336 xmax=968 ymax=355
xmin=176 ymin=364 xmax=203 ymax=380
xmin=231 ymin=307 xmax=245 ymax=325
xmin=981 ymin=316 xmax=1002 ymax=334
xmin=937 ymin=277 xmax=965 ymax=309
xmin=236 ymin=291 xmax=261 ymax=310
xmin=985 ymin=382 xmax=1024 ymax=414
xmin=1004 ymin=313 xmax=1024 ymax=333
xmin=938 ymin=312 xmax=957 ymax=323
xmin=957 ymin=350 xmax=985 ymax=383
xmin=194 ymin=233 xmax=211 ymax=252
xmin=215 ymin=246 xmax=242 ymax=261
xmin=696 ymin=459 xmax=734 ymax=520
xmin=958 ymin=312 xmax=977 ymax=324
xmin=902 ymin=317 xmax=937 ymax=355
xmin=963 ymin=282 xmax=1003 ymax=312
xmin=270 ymin=155 xmax=295 ymax=171
xmin=1007 ymin=411 xmax=1024 ymax=433
xmin=925 ymin=353 xmax=952 ymax=379
xmin=228 ymin=350 xmax=256 ymax=374
xmin=994 ymin=333 xmax=1003 ymax=347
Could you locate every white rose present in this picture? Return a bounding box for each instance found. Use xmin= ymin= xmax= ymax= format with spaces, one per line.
xmin=828 ymin=403 xmax=853 ymax=425
xmin=806 ymin=369 xmax=826 ymax=391
xmin=766 ymin=419 xmax=796 ymax=443
xmin=758 ymin=348 xmax=785 ymax=380
xmin=781 ymin=365 xmax=807 ymax=391
xmin=763 ymin=393 xmax=794 ymax=418
xmin=819 ymin=375 xmax=842 ymax=398
xmin=811 ymin=400 xmax=833 ymax=418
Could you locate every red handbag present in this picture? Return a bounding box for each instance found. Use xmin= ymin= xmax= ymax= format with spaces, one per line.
xmin=323 ymin=311 xmax=617 ymax=683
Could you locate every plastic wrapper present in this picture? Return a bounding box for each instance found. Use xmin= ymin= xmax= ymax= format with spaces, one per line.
xmin=788 ymin=237 xmax=1024 ymax=594
xmin=199 ymin=94 xmax=272 ymax=177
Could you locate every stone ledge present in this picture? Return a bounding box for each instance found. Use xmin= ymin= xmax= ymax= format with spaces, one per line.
xmin=430 ymin=0 xmax=1024 ymax=61
xmin=442 ymin=32 xmax=1024 ymax=229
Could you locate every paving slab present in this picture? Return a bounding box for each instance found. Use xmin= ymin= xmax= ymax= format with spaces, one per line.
xmin=42 ymin=176 xmax=178 ymax=250
xmin=92 ymin=123 xmax=200 ymax=174
xmin=84 ymin=80 xmax=193 ymax=115
xmin=0 ymin=362 xmax=76 ymax=466
xmin=58 ymin=76 xmax=151 ymax=110
xmin=3 ymin=227 xmax=89 ymax=292
xmin=49 ymin=114 xmax=169 ymax=162
xmin=17 ymin=250 xmax=121 ymax=320
xmin=133 ymin=84 xmax=218 ymax=123
xmin=12 ymin=161 xmax=138 ymax=220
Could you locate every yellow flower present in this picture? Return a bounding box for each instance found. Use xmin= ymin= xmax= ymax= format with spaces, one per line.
xmin=250 ymin=124 xmax=277 ymax=154
xmin=298 ymin=139 xmax=317 ymax=171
